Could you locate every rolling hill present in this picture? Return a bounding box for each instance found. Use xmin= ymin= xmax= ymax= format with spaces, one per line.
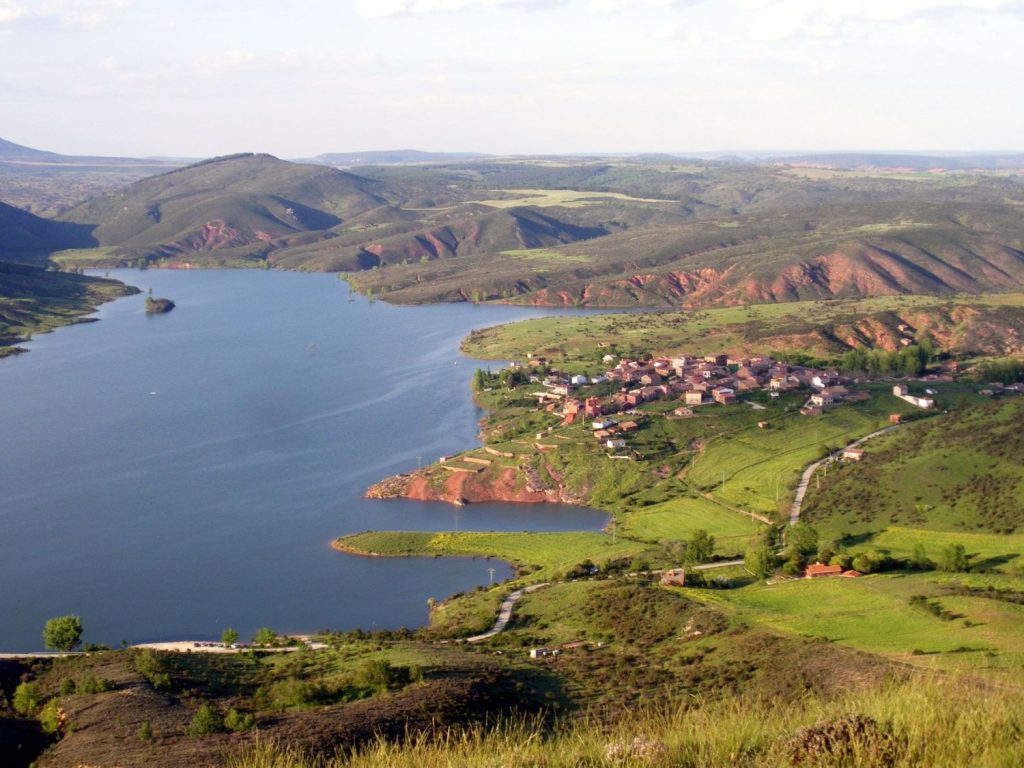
xmin=57 ymin=153 xmax=398 ymax=262
xmin=0 ymin=201 xmax=96 ymax=259
xmin=4 ymin=152 xmax=1021 ymax=310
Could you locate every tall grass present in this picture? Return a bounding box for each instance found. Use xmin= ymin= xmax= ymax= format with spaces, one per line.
xmin=227 ymin=676 xmax=1023 ymax=768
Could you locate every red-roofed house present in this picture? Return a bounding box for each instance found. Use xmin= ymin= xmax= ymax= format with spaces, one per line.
xmin=805 ymin=562 xmax=843 ymax=578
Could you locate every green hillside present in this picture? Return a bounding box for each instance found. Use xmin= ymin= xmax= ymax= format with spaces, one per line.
xmin=58 ymin=154 xmax=395 ymax=263
xmin=0 ymin=201 xmax=95 ymax=259
xmin=0 ymin=261 xmax=138 ymax=355
xmin=13 ymin=154 xmax=1020 ymax=310
xmin=802 ymin=400 xmax=1024 ymax=536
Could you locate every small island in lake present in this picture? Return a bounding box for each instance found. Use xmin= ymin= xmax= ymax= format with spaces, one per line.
xmin=145 ymin=296 xmax=175 ymax=314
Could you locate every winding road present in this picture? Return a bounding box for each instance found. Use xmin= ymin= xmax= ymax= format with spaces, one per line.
xmin=465 ymin=583 xmax=549 ymax=643
xmin=789 ymin=425 xmax=900 ymax=525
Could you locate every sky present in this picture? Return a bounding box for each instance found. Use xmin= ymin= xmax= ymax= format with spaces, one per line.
xmin=1 ymin=0 xmax=1022 ymax=158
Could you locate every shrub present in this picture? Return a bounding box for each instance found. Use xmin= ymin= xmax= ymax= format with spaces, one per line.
xmin=78 ymin=676 xmax=116 ymax=694
xmin=12 ymin=682 xmax=41 ymax=716
xmin=225 ymin=707 xmax=256 ymax=733
xmin=59 ymin=678 xmax=76 ymax=696
xmin=189 ymin=702 xmax=224 ymax=736
xmin=138 ymin=720 xmax=154 ymax=741
xmin=39 ymin=699 xmax=65 ymax=735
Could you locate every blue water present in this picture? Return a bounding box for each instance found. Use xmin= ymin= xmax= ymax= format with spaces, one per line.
xmin=0 ymin=269 xmax=607 ymax=651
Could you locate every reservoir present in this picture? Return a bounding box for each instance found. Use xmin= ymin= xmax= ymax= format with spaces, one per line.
xmin=0 ymin=269 xmax=608 ymax=651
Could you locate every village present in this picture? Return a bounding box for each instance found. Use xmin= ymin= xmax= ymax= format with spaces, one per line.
xmin=516 ymin=351 xmax=944 ymax=456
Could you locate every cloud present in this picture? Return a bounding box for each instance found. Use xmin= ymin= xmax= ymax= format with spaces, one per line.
xmin=739 ymin=0 xmax=1022 ymax=41
xmin=0 ymin=0 xmax=24 ymax=24
xmin=355 ymin=0 xmax=565 ymax=16
xmin=0 ymin=0 xmax=131 ymax=29
xmin=193 ymin=49 xmax=258 ymax=74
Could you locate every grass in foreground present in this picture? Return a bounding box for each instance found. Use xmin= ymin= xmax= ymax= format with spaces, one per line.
xmin=227 ymin=675 xmax=1024 ymax=768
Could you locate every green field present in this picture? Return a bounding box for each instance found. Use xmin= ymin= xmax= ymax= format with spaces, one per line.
xmin=336 ymin=530 xmax=647 ymax=580
xmin=620 ymin=495 xmax=760 ymax=552
xmin=699 ymin=572 xmax=1024 ymax=672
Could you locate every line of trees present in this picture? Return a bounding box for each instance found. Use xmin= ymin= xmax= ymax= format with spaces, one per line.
xmin=838 ymin=343 xmax=934 ymax=377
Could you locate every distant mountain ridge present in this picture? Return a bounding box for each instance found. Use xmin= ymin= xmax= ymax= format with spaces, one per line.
xmin=310 ymin=149 xmax=492 ymax=167
xmin=0 ymin=136 xmax=181 ymax=169
xmin=766 ymin=152 xmax=1024 ymax=171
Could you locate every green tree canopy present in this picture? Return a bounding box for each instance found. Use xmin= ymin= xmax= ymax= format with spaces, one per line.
xmin=685 ymin=529 xmax=716 ymax=564
xmin=43 ymin=615 xmax=83 ymax=652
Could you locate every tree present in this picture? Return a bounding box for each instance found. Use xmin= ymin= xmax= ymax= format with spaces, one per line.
xmin=685 ymin=529 xmax=715 ymax=564
xmin=221 ymin=627 xmax=238 ymax=646
xmin=43 ymin=615 xmax=83 ymax=652
xmin=940 ymin=543 xmax=970 ymax=573
xmin=253 ymin=627 xmax=276 ymax=646
xmin=911 ymin=543 xmax=934 ymax=570
xmin=745 ymin=542 xmax=778 ymax=579
xmin=786 ymin=523 xmax=819 ymax=563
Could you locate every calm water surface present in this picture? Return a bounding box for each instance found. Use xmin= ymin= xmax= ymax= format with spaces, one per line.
xmin=0 ymin=269 xmax=607 ymax=650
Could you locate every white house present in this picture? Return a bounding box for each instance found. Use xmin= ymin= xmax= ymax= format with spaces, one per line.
xmin=606 ymin=438 xmax=627 ymax=449
xmin=570 ymin=375 xmax=588 ymax=386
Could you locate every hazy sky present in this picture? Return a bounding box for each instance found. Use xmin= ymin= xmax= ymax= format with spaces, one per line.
xmin=1 ymin=0 xmax=1022 ymax=157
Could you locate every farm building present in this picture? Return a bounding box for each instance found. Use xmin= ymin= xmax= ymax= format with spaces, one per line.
xmin=660 ymin=568 xmax=686 ymax=587
xmin=805 ymin=562 xmax=844 ymax=578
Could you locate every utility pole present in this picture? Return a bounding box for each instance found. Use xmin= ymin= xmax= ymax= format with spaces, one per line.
xmin=488 ymin=567 xmax=496 ymax=586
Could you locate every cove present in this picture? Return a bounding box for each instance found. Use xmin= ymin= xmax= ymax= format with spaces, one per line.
xmin=0 ymin=269 xmax=608 ymax=651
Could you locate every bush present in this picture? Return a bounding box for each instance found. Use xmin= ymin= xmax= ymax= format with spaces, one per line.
xmin=225 ymin=707 xmax=256 ymax=733
xmin=39 ymin=699 xmax=65 ymax=735
xmin=78 ymin=676 xmax=116 ymax=694
xmin=138 ymin=720 xmax=154 ymax=742
xmin=135 ymin=649 xmax=172 ymax=690
xmin=189 ymin=702 xmax=224 ymax=736
xmin=12 ymin=682 xmax=41 ymax=716
xmin=59 ymin=678 xmax=76 ymax=696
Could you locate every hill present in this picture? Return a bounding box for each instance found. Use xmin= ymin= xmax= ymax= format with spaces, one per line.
xmin=11 ymin=153 xmax=1024 ymax=310
xmin=57 ymin=154 xmax=396 ymax=264
xmin=802 ymin=399 xmax=1024 ymax=536
xmin=769 ymin=152 xmax=1024 ymax=171
xmin=0 ymin=137 xmax=66 ymax=163
xmin=0 ymin=136 xmax=181 ymax=169
xmin=0 ymin=202 xmax=95 ymax=259
xmin=0 ymin=137 xmax=184 ymax=216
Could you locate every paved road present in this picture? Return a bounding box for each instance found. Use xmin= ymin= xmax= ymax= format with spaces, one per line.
xmin=466 ymin=583 xmax=549 ymax=643
xmin=692 ymin=559 xmax=745 ymax=571
xmin=789 ymin=425 xmax=900 ymax=525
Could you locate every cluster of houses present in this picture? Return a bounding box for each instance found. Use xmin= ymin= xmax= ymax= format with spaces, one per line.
xmin=523 ymin=353 xmax=882 ymax=452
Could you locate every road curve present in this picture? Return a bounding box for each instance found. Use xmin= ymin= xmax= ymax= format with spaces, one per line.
xmin=789 ymin=425 xmax=900 ymax=525
xmin=466 ymin=583 xmax=549 ymax=643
